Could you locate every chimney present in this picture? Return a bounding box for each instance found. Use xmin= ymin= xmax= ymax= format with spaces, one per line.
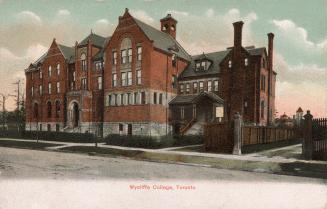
xmin=160 ymin=14 xmax=177 ymax=39
xmin=267 ymin=33 xmax=274 ymax=71
xmin=233 ymin=21 xmax=244 ymax=50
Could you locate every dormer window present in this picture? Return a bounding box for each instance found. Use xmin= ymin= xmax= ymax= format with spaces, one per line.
xmin=196 ymin=62 xmax=201 ymax=71
xmin=228 ymin=60 xmax=232 ymax=68
xmin=245 ymin=58 xmax=248 ymax=66
xmin=195 ymin=60 xmax=210 ymax=71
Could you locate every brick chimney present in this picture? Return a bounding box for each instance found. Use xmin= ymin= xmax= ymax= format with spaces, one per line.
xmin=160 ymin=14 xmax=177 ymax=39
xmin=267 ymin=33 xmax=274 ymax=71
xmin=233 ymin=21 xmax=244 ymax=50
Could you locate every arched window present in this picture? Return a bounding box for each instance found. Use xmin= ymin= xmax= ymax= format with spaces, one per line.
xmin=81 ymin=53 xmax=87 ymax=70
xmin=56 ymin=63 xmax=60 ymax=75
xmin=55 ymin=101 xmax=61 ymax=118
xmin=33 ymin=103 xmax=39 ymax=119
xmin=48 ymin=66 xmax=52 ymax=77
xmin=47 ymin=101 xmax=52 ymax=118
xmin=120 ymin=38 xmax=132 ymax=64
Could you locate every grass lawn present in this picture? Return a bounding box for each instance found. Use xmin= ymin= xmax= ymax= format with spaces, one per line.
xmin=0 ymin=140 xmax=62 ymax=149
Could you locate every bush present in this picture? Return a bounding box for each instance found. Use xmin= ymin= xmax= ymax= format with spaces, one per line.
xmin=104 ymin=134 xmax=203 ymax=149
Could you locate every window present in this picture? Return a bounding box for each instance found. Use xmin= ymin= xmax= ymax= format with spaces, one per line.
xmin=214 ymin=80 xmax=219 ymax=92
xmin=31 ymin=72 xmax=34 ymax=80
xmin=128 ymin=124 xmax=132 ymax=135
xmin=136 ymin=70 xmax=141 ymax=85
xmin=186 ymin=83 xmax=190 ymax=94
xmin=48 ymin=66 xmax=52 ymax=77
xmin=153 ymin=92 xmax=157 ymax=104
xmin=181 ymin=107 xmax=185 ymax=120
xmin=196 ymin=62 xmax=201 ymax=71
xmin=121 ymin=50 xmax=127 ymax=64
xmin=56 ymin=82 xmax=60 ymax=93
xmin=39 ymin=85 xmax=43 ymax=95
xmin=201 ymin=61 xmax=207 ymax=70
xmin=112 ymin=73 xmax=117 ymax=87
xmin=261 ymin=100 xmax=265 ymax=118
xmin=179 ymin=84 xmax=184 ymax=94
xmin=120 ymin=94 xmax=124 ymax=105
xmin=128 ymin=48 xmax=132 ymax=63
xmin=98 ymin=76 xmax=102 ymax=90
xmin=112 ymin=51 xmax=117 ymax=65
xmin=199 ymin=81 xmax=204 ymax=92
xmin=159 ymin=93 xmax=163 ymax=105
xmin=228 ymin=60 xmax=232 ymax=68
xmin=121 ymin=72 xmax=127 ymax=86
xmin=111 ymin=94 xmax=117 ymax=106
xmin=193 ymin=82 xmax=198 ymax=93
xmin=31 ymin=87 xmax=34 ymax=97
xmin=215 ymin=106 xmax=224 ymax=119
xmin=119 ymin=123 xmax=123 ymax=135
xmin=172 ymin=54 xmax=176 ymax=67
xmin=47 ymin=101 xmax=52 ymax=118
xmin=95 ymin=62 xmax=102 ymax=70
xmin=260 ymin=75 xmax=266 ymax=91
xmin=207 ymin=81 xmax=212 ymax=92
xmin=134 ymin=92 xmax=138 ymax=104
xmin=108 ymin=95 xmax=112 ymax=106
xmin=57 ymin=63 xmax=60 ymax=75
xmin=245 ymin=58 xmax=249 ymax=66
xmin=39 ymin=70 xmax=42 ymax=79
xmin=137 ymin=46 xmax=142 ymax=61
xmin=127 ymin=71 xmax=132 ymax=86
xmin=48 ymin=83 xmax=52 ymax=94
xmin=172 ymin=75 xmax=177 ymax=88
xmin=128 ymin=93 xmax=133 ymax=105
xmin=81 ymin=78 xmax=87 ymax=90
xmin=72 ymin=71 xmax=76 ymax=81
xmin=81 ymin=53 xmax=87 ymax=70
xmin=55 ymin=101 xmax=60 ymax=118
xmin=141 ymin=92 xmax=146 ymax=104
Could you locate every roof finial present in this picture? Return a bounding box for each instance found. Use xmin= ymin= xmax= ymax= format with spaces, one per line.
xmin=125 ymin=8 xmax=129 ymax=13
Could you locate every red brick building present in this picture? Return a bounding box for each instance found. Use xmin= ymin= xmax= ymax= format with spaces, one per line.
xmin=25 ymin=9 xmax=276 ymax=137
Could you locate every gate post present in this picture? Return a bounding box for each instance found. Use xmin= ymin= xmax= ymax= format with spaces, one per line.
xmin=233 ymin=112 xmax=242 ymax=155
xmin=303 ymin=110 xmax=313 ymax=160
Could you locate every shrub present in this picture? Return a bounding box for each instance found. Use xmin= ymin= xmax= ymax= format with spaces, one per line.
xmin=22 ymin=131 xmax=97 ymax=143
xmin=104 ymin=134 xmax=203 ymax=149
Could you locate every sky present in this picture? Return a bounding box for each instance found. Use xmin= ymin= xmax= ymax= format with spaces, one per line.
xmin=0 ymin=0 xmax=327 ymax=117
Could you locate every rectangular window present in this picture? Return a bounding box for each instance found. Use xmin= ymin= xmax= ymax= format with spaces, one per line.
xmin=108 ymin=95 xmax=112 ymax=106
xmin=128 ymin=93 xmax=133 ymax=105
xmin=121 ymin=72 xmax=127 ymax=86
xmin=214 ymin=80 xmax=218 ymax=92
xmin=261 ymin=75 xmax=266 ymax=91
xmin=196 ymin=62 xmax=201 ymax=71
xmin=48 ymin=83 xmax=51 ymax=94
xmin=127 ymin=124 xmax=132 ymax=135
xmin=172 ymin=75 xmax=177 ymax=88
xmin=57 ymin=64 xmax=60 ymax=75
xmin=56 ymin=82 xmax=60 ymax=93
xmin=112 ymin=51 xmax=117 ymax=65
xmin=39 ymin=70 xmax=42 ymax=79
xmin=48 ymin=66 xmax=52 ymax=77
xmin=121 ymin=50 xmax=127 ymax=64
xmin=137 ymin=46 xmax=142 ymax=61
xmin=112 ymin=94 xmax=117 ymax=106
xmin=153 ymin=92 xmax=157 ymax=104
xmin=136 ymin=70 xmax=141 ymax=85
xmin=179 ymin=84 xmax=184 ymax=94
xmin=199 ymin=81 xmax=204 ymax=92
xmin=121 ymin=94 xmax=124 ymax=105
xmin=128 ymin=48 xmax=132 ymax=63
xmin=193 ymin=82 xmax=198 ymax=93
xmin=81 ymin=78 xmax=87 ymax=90
xmin=141 ymin=92 xmax=146 ymax=104
xmin=159 ymin=93 xmax=163 ymax=105
xmin=134 ymin=92 xmax=138 ymax=104
xmin=127 ymin=71 xmax=132 ymax=86
xmin=95 ymin=62 xmax=102 ymax=71
xmin=31 ymin=87 xmax=34 ymax=97
xmin=186 ymin=83 xmax=190 ymax=94
xmin=39 ymin=85 xmax=42 ymax=95
xmin=207 ymin=81 xmax=212 ymax=92
xmin=112 ymin=73 xmax=117 ymax=87
xmin=215 ymin=106 xmax=224 ymax=118
xmin=201 ymin=61 xmax=206 ymax=70
xmin=97 ymin=76 xmax=102 ymax=90
xmin=82 ymin=60 xmax=87 ymax=71
xmin=119 ymin=123 xmax=123 ymax=135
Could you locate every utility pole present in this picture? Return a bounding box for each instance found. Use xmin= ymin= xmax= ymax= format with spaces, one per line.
xmin=9 ymin=80 xmax=21 ymax=132
xmin=0 ymin=93 xmax=7 ymax=130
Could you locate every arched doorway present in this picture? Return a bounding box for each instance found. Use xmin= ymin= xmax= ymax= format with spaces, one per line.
xmin=72 ymin=102 xmax=79 ymax=127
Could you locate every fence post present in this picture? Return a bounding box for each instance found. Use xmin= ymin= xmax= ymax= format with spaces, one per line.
xmin=303 ymin=110 xmax=313 ymax=160
xmin=233 ymin=112 xmax=242 ymax=155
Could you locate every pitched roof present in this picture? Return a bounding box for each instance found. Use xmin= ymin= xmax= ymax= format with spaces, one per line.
xmin=179 ymin=50 xmax=231 ymax=80
xmin=93 ymin=36 xmax=111 ymax=61
xmin=79 ymin=33 xmax=107 ymax=48
xmin=57 ymin=44 xmax=75 ymax=63
xmin=169 ymin=92 xmax=224 ymax=105
xmin=296 ymin=107 xmax=303 ymax=113
xmin=133 ymin=18 xmax=191 ymax=61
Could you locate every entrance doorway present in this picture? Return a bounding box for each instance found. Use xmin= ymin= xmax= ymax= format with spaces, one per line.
xmin=72 ymin=102 xmax=79 ymax=127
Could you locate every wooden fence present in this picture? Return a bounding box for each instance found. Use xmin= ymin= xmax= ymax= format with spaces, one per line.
xmin=204 ymin=123 xmax=233 ymax=153
xmin=310 ymin=117 xmax=327 ymax=160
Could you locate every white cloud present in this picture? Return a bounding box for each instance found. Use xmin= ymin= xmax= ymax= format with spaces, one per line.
xmin=57 ymin=9 xmax=71 ymax=16
xmin=93 ymin=19 xmax=115 ymax=36
xmin=130 ymin=10 xmax=154 ymax=25
xmin=166 ymin=10 xmax=189 ymax=17
xmin=16 ymin=11 xmax=42 ymax=25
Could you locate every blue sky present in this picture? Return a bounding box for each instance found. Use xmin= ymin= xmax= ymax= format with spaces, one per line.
xmin=0 ymin=0 xmax=327 ymax=116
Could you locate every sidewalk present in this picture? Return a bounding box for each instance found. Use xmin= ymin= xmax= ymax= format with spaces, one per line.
xmin=1 ymin=137 xmax=326 ymax=179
